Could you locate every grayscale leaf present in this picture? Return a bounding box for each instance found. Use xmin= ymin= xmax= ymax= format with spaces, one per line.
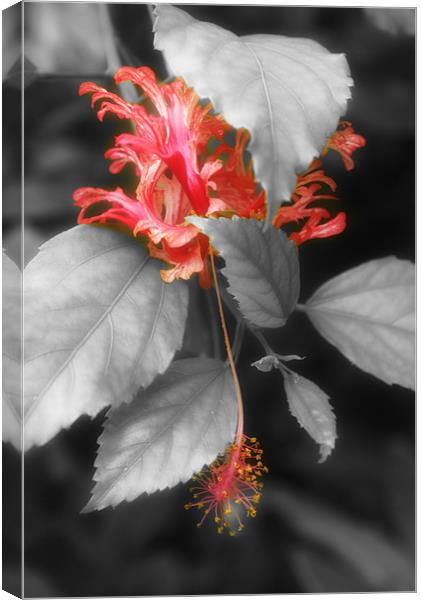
xmin=364 ymin=8 xmax=414 ymax=37
xmin=24 ymin=225 xmax=188 ymax=449
xmin=154 ymin=4 xmax=353 ymax=224
xmin=84 ymin=357 xmax=237 ymax=511
xmin=283 ymin=371 xmax=336 ymax=462
xmin=252 ymin=355 xmax=280 ymax=373
xmin=25 ymin=3 xmax=108 ymax=73
xmin=267 ymin=486 xmax=414 ymax=591
xmin=252 ymin=353 xmax=304 ymax=372
xmin=303 ymin=257 xmax=415 ymax=389
xmin=188 ymin=217 xmax=300 ymax=328
xmin=2 ymin=252 xmax=21 ymax=450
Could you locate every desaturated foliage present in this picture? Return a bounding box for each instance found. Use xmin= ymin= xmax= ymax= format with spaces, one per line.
xmin=154 ymin=4 xmax=353 ymax=224
xmin=4 ymin=1 xmax=413 ymax=509
xmin=85 ymin=358 xmax=237 ymax=510
xmin=2 ymin=3 xmax=414 ymax=594
xmin=2 ymin=253 xmax=21 ymax=449
xmin=189 ymin=217 xmax=300 ymax=328
xmin=303 ymin=257 xmax=415 ymax=390
xmin=24 ymin=3 xmax=108 ymax=74
xmin=23 ymin=226 xmax=188 ymax=448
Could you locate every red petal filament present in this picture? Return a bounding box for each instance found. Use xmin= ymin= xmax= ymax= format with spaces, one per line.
xmin=185 ymin=436 xmax=267 ymax=535
xmin=74 ymin=66 xmax=365 ymax=283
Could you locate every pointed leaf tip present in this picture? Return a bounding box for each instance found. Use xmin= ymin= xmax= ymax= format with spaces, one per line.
xmin=283 ymin=371 xmax=336 ymax=461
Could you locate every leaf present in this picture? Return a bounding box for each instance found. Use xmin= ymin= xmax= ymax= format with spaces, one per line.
xmin=154 ymin=4 xmax=353 ymax=224
xmin=2 ymin=252 xmax=21 ymax=450
xmin=283 ymin=371 xmax=336 ymax=462
xmin=25 ymin=3 xmax=108 ymax=74
xmin=252 ymin=355 xmax=280 ymax=373
xmin=188 ymin=217 xmax=300 ymax=328
xmin=364 ymin=8 xmax=414 ymax=37
xmin=267 ymin=486 xmax=414 ymax=592
xmin=303 ymin=257 xmax=415 ymax=390
xmin=24 ymin=225 xmax=188 ymax=449
xmin=3 ymin=3 xmax=21 ymax=82
xmin=252 ymin=353 xmax=304 ymax=372
xmin=252 ymin=354 xmax=334 ymax=460
xmin=84 ymin=357 xmax=237 ymax=511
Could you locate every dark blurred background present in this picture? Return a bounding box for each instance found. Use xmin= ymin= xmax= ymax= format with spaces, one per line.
xmin=3 ymin=3 xmax=415 ymax=596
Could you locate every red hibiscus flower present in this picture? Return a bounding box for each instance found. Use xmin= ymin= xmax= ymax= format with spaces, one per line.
xmin=74 ymin=66 xmax=365 ymax=287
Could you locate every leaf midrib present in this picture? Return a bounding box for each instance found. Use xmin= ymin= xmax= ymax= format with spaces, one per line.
xmin=308 ymin=284 xmax=414 ymax=308
xmin=305 ymin=304 xmax=414 ymax=333
xmin=93 ymin=367 xmax=228 ymax=505
xmin=25 ymin=254 xmax=150 ymax=421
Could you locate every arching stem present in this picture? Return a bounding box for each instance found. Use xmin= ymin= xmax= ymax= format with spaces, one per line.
xmin=210 ymin=251 xmax=244 ymax=446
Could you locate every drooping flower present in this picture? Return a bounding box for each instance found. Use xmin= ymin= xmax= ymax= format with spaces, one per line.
xmin=184 ymin=435 xmax=268 ymax=535
xmin=74 ymin=66 xmax=365 ymax=285
xmin=75 ymin=67 xmax=233 ymax=285
xmin=273 ymin=159 xmax=346 ymax=245
xmin=272 ymin=120 xmax=365 ymax=243
xmin=323 ymin=120 xmax=366 ymax=171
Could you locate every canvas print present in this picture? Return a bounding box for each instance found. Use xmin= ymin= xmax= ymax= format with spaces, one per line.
xmin=2 ymin=2 xmax=415 ymax=597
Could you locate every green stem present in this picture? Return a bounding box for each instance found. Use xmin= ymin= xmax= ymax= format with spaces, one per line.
xmin=232 ymin=321 xmax=245 ymax=363
xmin=252 ymin=329 xmax=273 ymax=356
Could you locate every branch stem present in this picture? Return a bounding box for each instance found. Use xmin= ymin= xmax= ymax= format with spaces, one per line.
xmin=219 ymin=284 xmax=275 ymax=359
xmin=232 ymin=320 xmax=245 ymax=363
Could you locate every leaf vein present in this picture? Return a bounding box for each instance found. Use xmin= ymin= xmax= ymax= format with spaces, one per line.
xmin=25 ymin=255 xmax=150 ymax=421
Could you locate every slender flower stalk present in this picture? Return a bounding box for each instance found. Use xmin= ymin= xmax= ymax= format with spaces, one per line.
xmin=209 ymin=251 xmax=244 ymax=445
xmin=184 ymin=251 xmax=267 ymax=535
